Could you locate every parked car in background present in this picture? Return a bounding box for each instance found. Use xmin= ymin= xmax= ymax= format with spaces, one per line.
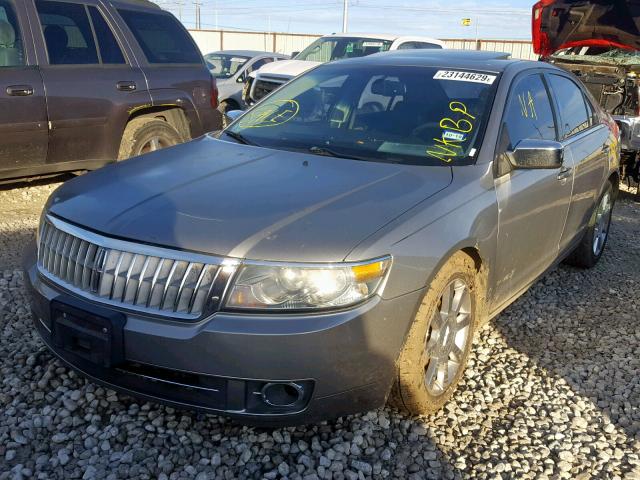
xmin=534 ymin=0 xmax=640 ymax=196
xmin=205 ymin=50 xmax=288 ymax=113
xmin=244 ymin=33 xmax=444 ymax=104
xmin=0 ymin=0 xmax=221 ymax=183
xmin=25 ymin=50 xmax=619 ymax=425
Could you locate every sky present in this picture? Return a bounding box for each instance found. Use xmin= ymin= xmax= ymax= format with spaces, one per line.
xmin=154 ymin=0 xmax=535 ymax=40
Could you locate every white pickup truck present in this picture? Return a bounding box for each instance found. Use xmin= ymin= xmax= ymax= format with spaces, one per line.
xmin=245 ymin=33 xmax=444 ymax=104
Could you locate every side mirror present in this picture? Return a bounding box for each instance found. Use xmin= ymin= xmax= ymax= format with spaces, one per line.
xmin=236 ymin=72 xmax=246 ymax=83
xmin=226 ymin=110 xmax=244 ymax=122
xmin=507 ymin=139 xmax=564 ymax=169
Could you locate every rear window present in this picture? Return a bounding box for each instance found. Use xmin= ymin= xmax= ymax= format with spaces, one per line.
xmin=118 ymin=9 xmax=201 ymax=64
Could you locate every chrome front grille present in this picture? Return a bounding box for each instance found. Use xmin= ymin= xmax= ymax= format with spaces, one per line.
xmin=37 ymin=216 xmax=234 ymax=319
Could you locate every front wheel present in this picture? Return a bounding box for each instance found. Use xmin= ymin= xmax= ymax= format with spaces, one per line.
xmin=564 ymin=181 xmax=614 ymax=269
xmin=389 ymin=252 xmax=478 ymax=416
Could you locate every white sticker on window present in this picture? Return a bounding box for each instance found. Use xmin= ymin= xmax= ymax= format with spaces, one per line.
xmin=362 ymin=41 xmax=384 ymax=47
xmin=443 ymin=130 xmax=466 ymax=141
xmin=433 ymin=70 xmax=497 ymax=84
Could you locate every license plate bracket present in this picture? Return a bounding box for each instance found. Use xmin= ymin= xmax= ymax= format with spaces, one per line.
xmin=51 ymin=297 xmax=126 ymax=368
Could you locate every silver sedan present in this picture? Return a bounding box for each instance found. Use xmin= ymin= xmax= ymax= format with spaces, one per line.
xmin=25 ymin=50 xmax=619 ymax=425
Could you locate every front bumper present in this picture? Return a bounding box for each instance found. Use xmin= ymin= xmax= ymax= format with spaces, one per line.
xmin=23 ymin=243 xmax=421 ymax=426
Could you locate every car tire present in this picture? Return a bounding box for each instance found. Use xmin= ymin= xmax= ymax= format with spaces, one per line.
xmin=118 ymin=118 xmax=184 ymax=160
xmin=564 ymin=181 xmax=614 ymax=269
xmin=389 ymin=252 xmax=478 ymax=416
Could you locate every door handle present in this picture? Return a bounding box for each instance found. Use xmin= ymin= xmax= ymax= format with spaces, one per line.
xmin=557 ymin=166 xmax=572 ymax=181
xmin=116 ymin=81 xmax=137 ymax=92
xmin=6 ymin=85 xmax=34 ymax=96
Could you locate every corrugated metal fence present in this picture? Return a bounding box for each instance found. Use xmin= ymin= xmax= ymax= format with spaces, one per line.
xmin=189 ymin=29 xmax=537 ymax=60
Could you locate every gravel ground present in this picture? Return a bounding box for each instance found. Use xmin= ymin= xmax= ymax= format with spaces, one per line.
xmin=0 ymin=180 xmax=639 ymax=480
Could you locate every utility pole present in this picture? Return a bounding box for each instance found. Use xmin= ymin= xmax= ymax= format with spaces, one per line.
xmin=194 ymin=1 xmax=201 ymax=29
xmin=214 ymin=0 xmax=218 ymax=30
xmin=342 ymin=0 xmax=348 ymax=33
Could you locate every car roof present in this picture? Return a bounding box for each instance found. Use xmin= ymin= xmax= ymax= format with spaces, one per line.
xmin=206 ymin=50 xmax=286 ymax=58
xmin=108 ymin=0 xmax=162 ymax=10
xmin=322 ymin=33 xmax=441 ymax=43
xmin=328 ymin=49 xmax=525 ymax=72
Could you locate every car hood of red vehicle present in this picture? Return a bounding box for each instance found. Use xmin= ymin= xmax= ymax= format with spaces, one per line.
xmin=532 ymin=0 xmax=640 ymax=57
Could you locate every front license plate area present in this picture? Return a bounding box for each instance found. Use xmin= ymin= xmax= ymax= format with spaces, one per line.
xmin=51 ymin=298 xmax=125 ymax=368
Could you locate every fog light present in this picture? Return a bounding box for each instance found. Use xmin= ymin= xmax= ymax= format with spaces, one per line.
xmin=261 ymin=382 xmax=304 ymax=407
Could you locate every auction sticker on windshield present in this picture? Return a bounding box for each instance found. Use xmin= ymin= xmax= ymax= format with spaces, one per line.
xmin=434 ymin=70 xmax=496 ymax=84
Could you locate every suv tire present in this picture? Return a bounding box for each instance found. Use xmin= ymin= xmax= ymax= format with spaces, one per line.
xmin=564 ymin=181 xmax=614 ymax=269
xmin=118 ymin=118 xmax=183 ymax=160
xmin=389 ymin=252 xmax=478 ymax=416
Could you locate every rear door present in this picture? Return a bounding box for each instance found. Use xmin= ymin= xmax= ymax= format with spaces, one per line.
xmin=0 ymin=0 xmax=48 ymax=175
xmin=113 ymin=6 xmax=218 ymax=136
xmin=493 ymin=71 xmax=573 ymax=305
xmin=30 ymin=0 xmax=149 ymax=165
xmin=545 ymin=72 xmax=608 ymax=250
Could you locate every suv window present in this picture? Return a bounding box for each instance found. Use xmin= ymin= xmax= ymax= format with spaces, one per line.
xmin=247 ymin=57 xmax=273 ymax=73
xmin=118 ymin=9 xmax=201 ymax=64
xmin=36 ymin=1 xmax=98 ymax=65
xmin=0 ymin=0 xmax=24 ymax=67
xmin=88 ymin=6 xmax=125 ymax=64
xmin=547 ymin=74 xmax=591 ymax=138
xmin=501 ymin=73 xmax=557 ymax=151
xmin=397 ymin=41 xmax=442 ymax=50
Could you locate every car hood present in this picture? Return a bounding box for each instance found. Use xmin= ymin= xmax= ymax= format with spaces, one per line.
xmin=533 ymin=0 xmax=640 ymax=57
xmin=254 ymin=59 xmax=321 ymax=80
xmin=48 ymin=137 xmax=453 ymax=263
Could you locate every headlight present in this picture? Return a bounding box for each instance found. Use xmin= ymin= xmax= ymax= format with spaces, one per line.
xmin=225 ymin=256 xmax=391 ymax=311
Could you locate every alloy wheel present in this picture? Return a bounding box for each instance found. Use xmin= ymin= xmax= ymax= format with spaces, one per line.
xmin=137 ymin=136 xmax=170 ymax=155
xmin=424 ymin=278 xmax=472 ymax=396
xmin=592 ymin=191 xmax=612 ymax=256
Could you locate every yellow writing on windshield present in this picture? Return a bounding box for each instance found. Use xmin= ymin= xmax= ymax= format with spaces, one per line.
xmin=239 ymin=99 xmax=300 ymax=128
xmin=427 ymin=101 xmax=476 ymax=163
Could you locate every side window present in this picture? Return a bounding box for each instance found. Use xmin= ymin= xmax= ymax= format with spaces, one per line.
xmin=500 ymin=73 xmax=557 ymax=152
xmin=0 ymin=0 xmax=24 ymax=67
xmin=88 ymin=7 xmax=125 ymax=64
xmin=118 ymin=9 xmax=201 ymax=64
xmin=547 ymin=74 xmax=591 ymax=138
xmin=397 ymin=41 xmax=442 ymax=50
xmin=247 ymin=57 xmax=273 ymax=73
xmin=36 ymin=1 xmax=98 ymax=65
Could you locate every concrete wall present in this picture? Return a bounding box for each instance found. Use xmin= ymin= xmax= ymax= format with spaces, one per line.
xmin=189 ymin=29 xmax=538 ymax=60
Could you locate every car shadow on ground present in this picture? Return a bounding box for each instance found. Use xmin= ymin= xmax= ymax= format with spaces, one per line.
xmin=491 ymin=198 xmax=639 ymax=463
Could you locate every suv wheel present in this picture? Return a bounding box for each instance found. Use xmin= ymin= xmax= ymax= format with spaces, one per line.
xmin=390 ymin=252 xmax=478 ymax=416
xmin=564 ymin=181 xmax=614 ymax=269
xmin=118 ymin=118 xmax=183 ymax=160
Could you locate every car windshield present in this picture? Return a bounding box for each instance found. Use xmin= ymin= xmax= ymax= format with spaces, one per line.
xmin=551 ymin=47 xmax=640 ymax=66
xmin=226 ymin=64 xmax=499 ymax=166
xmin=295 ymin=37 xmax=393 ymax=62
xmin=205 ymin=53 xmax=250 ymax=78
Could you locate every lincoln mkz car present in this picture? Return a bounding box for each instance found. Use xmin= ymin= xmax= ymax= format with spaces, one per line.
xmin=25 ymin=50 xmax=619 ymax=425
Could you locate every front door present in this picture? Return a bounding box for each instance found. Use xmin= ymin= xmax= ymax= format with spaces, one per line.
xmin=30 ymin=0 xmax=149 ymax=166
xmin=493 ymin=72 xmax=573 ymax=306
xmin=0 ymin=0 xmax=48 ymax=175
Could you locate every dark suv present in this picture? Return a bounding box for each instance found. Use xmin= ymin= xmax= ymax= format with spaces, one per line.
xmin=0 ymin=0 xmax=221 ymax=182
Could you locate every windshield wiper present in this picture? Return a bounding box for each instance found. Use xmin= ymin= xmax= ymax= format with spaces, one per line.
xmin=308 ymin=146 xmax=370 ymax=161
xmin=224 ymin=130 xmax=256 ymax=146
